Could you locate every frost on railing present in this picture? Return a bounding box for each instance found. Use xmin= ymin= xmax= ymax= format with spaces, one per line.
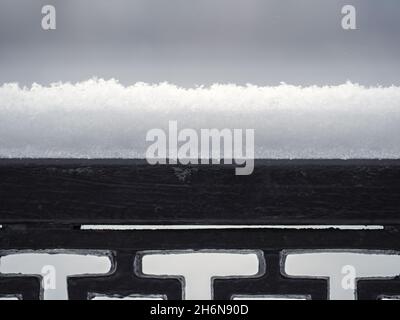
xmin=1 ymin=81 xmax=400 ymax=159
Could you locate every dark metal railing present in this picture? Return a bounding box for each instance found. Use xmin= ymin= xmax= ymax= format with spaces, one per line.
xmin=0 ymin=159 xmax=399 ymax=300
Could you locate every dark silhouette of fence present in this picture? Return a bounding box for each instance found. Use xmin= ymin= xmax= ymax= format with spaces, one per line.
xmin=0 ymin=159 xmax=399 ymax=300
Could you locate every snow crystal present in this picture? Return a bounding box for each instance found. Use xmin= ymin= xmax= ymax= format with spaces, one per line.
xmin=0 ymin=79 xmax=399 ymax=158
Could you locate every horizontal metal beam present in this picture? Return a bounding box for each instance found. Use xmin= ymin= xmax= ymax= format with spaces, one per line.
xmin=0 ymin=159 xmax=399 ymax=225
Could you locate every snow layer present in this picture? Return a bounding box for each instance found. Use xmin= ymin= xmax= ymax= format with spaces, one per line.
xmin=0 ymin=79 xmax=399 ymax=158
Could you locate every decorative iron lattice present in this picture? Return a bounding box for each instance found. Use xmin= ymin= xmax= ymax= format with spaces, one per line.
xmin=0 ymin=159 xmax=399 ymax=300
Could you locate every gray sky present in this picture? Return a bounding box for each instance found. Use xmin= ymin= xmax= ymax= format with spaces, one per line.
xmin=0 ymin=0 xmax=399 ymax=86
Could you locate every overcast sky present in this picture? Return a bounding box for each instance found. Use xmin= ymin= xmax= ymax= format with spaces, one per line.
xmin=0 ymin=0 xmax=399 ymax=86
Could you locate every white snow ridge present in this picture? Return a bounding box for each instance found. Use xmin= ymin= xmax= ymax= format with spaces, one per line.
xmin=0 ymin=78 xmax=400 ymax=159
